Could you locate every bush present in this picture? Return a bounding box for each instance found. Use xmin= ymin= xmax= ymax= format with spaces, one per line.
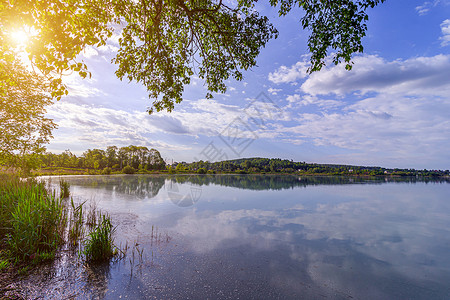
xmin=197 ymin=168 xmax=206 ymax=174
xmin=122 ymin=165 xmax=135 ymax=174
xmin=102 ymin=167 xmax=112 ymax=175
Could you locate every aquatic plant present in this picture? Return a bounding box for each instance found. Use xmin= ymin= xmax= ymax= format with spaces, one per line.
xmin=59 ymin=178 xmax=70 ymax=198
xmin=0 ymin=174 xmax=122 ymax=272
xmin=85 ymin=202 xmax=98 ymax=228
xmin=0 ymin=258 xmax=9 ymax=271
xmin=83 ymin=214 xmax=117 ymax=263
xmin=68 ymin=198 xmax=85 ymax=247
xmin=0 ymin=175 xmax=66 ymax=263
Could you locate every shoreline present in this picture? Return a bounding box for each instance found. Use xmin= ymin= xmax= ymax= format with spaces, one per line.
xmin=32 ymin=168 xmax=449 ymax=178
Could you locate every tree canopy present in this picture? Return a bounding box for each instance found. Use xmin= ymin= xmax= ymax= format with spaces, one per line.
xmin=0 ymin=57 xmax=57 ymax=171
xmin=1 ymin=0 xmax=385 ymax=114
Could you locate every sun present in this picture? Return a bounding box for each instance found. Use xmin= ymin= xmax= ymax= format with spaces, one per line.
xmin=11 ymin=29 xmax=29 ymax=47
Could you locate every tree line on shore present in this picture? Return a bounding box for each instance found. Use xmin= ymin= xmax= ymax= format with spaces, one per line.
xmin=22 ymin=145 xmax=166 ymax=175
xmin=4 ymin=147 xmax=448 ymax=177
xmin=172 ymin=158 xmax=449 ymax=177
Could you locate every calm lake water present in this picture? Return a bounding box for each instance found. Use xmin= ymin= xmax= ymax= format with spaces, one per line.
xmin=17 ymin=175 xmax=450 ymax=299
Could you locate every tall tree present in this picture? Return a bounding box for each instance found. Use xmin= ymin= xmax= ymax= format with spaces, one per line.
xmin=0 ymin=59 xmax=57 ymax=172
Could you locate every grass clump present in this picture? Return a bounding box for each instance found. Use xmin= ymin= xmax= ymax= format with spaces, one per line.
xmin=85 ymin=202 xmax=98 ymax=228
xmin=59 ymin=178 xmax=70 ymax=198
xmin=83 ymin=214 xmax=117 ymax=263
xmin=0 ymin=174 xmax=121 ymax=278
xmin=0 ymin=175 xmax=66 ymax=263
xmin=68 ymin=198 xmax=85 ymax=248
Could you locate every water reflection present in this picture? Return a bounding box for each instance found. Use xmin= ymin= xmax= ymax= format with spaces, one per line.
xmin=55 ymin=175 xmax=167 ymax=199
xmin=169 ymin=174 xmax=450 ymax=190
xmin=22 ymin=175 xmax=450 ymax=299
xmin=160 ymin=182 xmax=450 ymax=299
xmin=10 ymin=249 xmax=111 ymax=299
xmin=50 ymin=174 xmax=450 ymax=201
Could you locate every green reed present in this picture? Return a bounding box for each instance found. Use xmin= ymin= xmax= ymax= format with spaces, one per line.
xmin=83 ymin=214 xmax=117 ymax=263
xmin=0 ymin=175 xmax=66 ymax=263
xmin=59 ymin=178 xmax=70 ymax=198
xmin=68 ymin=198 xmax=85 ymax=248
xmin=1 ymin=174 xmax=119 ymax=270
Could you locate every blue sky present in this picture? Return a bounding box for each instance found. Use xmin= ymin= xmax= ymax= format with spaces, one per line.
xmin=46 ymin=1 xmax=450 ymax=170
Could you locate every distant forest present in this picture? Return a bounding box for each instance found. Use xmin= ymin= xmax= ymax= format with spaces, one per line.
xmin=173 ymin=158 xmax=449 ymax=177
xmin=33 ymin=146 xmax=449 ymax=177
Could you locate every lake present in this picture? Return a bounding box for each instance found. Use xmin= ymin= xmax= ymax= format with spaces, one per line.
xmin=15 ymin=175 xmax=450 ymax=299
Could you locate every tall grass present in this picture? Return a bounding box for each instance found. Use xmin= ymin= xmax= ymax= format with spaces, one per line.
xmin=0 ymin=175 xmax=66 ymax=263
xmin=0 ymin=174 xmax=119 ymax=270
xmin=59 ymin=178 xmax=70 ymax=198
xmin=83 ymin=214 xmax=117 ymax=262
xmin=68 ymin=198 xmax=85 ymax=248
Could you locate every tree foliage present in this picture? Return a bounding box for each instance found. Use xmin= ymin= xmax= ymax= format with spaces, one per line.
xmin=270 ymin=0 xmax=386 ymax=71
xmin=0 ymin=0 xmax=114 ymax=99
xmin=1 ymin=0 xmax=385 ymax=113
xmin=173 ymin=157 xmax=449 ymax=177
xmin=0 ymin=58 xmax=57 ymax=171
xmin=38 ymin=145 xmax=166 ymax=171
xmin=113 ymin=0 xmax=277 ymax=113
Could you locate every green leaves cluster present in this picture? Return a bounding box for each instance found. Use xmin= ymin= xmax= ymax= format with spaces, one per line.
xmin=113 ymin=0 xmax=277 ymax=113
xmin=269 ymin=0 xmax=386 ymax=71
xmin=0 ymin=59 xmax=57 ymax=172
xmin=1 ymin=0 xmax=115 ymax=99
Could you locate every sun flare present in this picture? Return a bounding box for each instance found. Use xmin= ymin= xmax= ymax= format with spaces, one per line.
xmin=11 ymin=29 xmax=30 ymax=47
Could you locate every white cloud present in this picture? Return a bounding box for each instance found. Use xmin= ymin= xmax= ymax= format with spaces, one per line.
xmin=63 ymin=73 xmax=106 ymax=98
xmin=48 ymin=97 xmax=287 ymax=153
xmin=108 ymin=28 xmax=123 ymax=46
xmin=81 ymin=46 xmax=98 ymax=58
xmin=286 ymin=94 xmax=301 ymax=103
xmin=416 ymin=2 xmax=431 ymax=15
xmin=415 ymin=0 xmax=441 ymax=15
xmin=267 ymin=53 xmax=450 ymax=168
xmin=98 ymin=44 xmax=120 ymax=53
xmin=267 ymin=87 xmax=282 ymax=95
xmin=300 ymin=55 xmax=450 ymax=97
xmin=46 ymin=102 xmax=192 ymax=152
xmin=80 ymin=31 xmax=120 ymax=59
xmin=268 ymin=60 xmax=309 ymax=84
xmin=280 ymin=95 xmax=450 ymax=168
xmin=440 ymin=19 xmax=450 ymax=46
xmin=286 ymin=94 xmax=343 ymax=109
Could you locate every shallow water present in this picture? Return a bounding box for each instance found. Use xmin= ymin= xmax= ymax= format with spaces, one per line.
xmin=14 ymin=175 xmax=450 ymax=299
